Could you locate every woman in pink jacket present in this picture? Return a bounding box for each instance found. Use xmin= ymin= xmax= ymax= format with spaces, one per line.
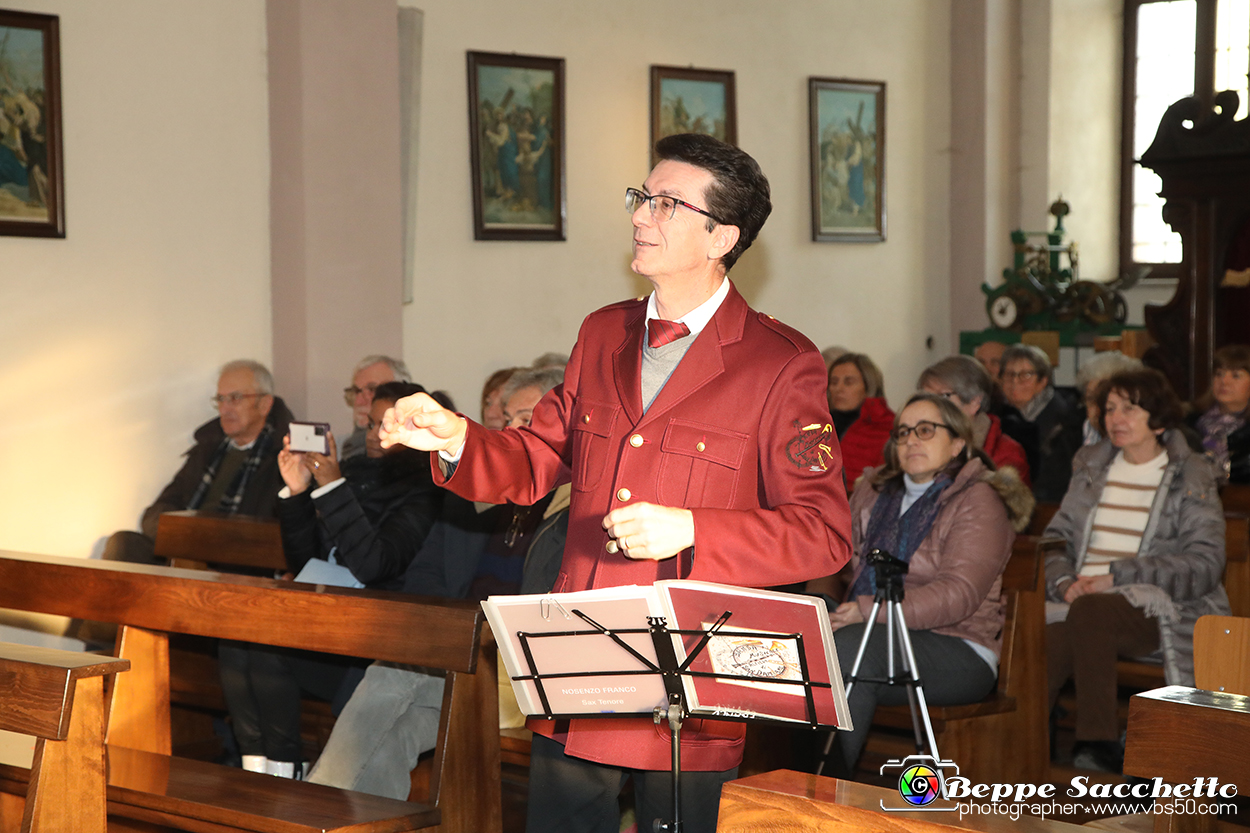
xmin=825 ymin=393 xmax=1034 ymax=776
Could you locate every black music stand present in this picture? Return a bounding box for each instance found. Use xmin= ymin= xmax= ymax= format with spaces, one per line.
xmin=512 ymin=609 xmax=838 ymax=833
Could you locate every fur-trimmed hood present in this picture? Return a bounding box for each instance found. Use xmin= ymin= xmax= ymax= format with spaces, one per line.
xmin=977 ymin=464 xmax=1035 ymax=533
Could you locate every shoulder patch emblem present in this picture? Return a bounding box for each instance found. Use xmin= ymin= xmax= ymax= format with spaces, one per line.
xmin=786 ymin=420 xmax=834 ymax=472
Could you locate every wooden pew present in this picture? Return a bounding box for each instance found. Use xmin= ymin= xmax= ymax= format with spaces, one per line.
xmin=871 ymin=535 xmax=1056 ymax=785
xmin=0 ymin=643 xmax=129 ymax=833
xmin=0 ymin=550 xmax=499 ymax=833
xmin=717 ymin=769 xmax=1089 ymax=833
xmin=154 ymin=510 xmax=285 ymax=572
xmin=1027 ymin=502 xmax=1061 ymax=537
xmin=1122 ymin=686 xmax=1250 ymax=833
xmin=1219 ymin=484 xmax=1250 ymax=517
xmin=1193 ymin=615 xmax=1250 ymax=696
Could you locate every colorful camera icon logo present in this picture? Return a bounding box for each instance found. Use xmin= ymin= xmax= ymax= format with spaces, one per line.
xmin=898 ymin=762 xmax=942 ymax=805
xmin=878 ymin=754 xmax=959 ymax=812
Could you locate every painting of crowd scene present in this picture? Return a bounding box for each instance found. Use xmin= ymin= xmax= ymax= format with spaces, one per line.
xmin=810 ymin=77 xmax=885 ymax=242
xmin=468 ymin=52 xmax=564 ymax=241
xmin=650 ymin=66 xmax=736 ymax=164
xmin=0 ymin=11 xmax=61 ymax=238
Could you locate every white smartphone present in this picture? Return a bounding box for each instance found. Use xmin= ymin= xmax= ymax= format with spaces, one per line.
xmin=289 ymin=421 xmax=331 ymax=455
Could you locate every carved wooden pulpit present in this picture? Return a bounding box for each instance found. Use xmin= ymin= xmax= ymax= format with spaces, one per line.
xmin=1139 ymin=91 xmax=1250 ymax=400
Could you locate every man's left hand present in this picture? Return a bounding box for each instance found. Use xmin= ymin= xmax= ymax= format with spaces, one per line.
xmin=602 ymin=502 xmax=694 ymax=562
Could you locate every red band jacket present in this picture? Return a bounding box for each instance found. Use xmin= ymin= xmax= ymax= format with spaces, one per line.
xmin=435 ymin=282 xmax=852 ymax=771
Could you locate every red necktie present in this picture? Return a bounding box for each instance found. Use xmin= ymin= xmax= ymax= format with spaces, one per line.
xmin=648 ymin=319 xmax=691 ymax=348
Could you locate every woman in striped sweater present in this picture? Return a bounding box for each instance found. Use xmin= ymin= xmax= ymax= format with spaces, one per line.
xmin=1044 ymin=368 xmax=1230 ymax=773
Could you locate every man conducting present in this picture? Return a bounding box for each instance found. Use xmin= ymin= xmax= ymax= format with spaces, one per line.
xmin=382 ymin=134 xmax=851 ymax=833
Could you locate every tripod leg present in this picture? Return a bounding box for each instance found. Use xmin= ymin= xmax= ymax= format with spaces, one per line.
xmin=886 ymin=601 xmax=926 ymax=750
xmin=816 ymin=601 xmax=882 ymax=776
xmin=893 ymin=607 xmax=942 ymax=761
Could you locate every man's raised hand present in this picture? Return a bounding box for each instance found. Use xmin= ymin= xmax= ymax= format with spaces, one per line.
xmin=380 ymin=392 xmax=468 ymax=456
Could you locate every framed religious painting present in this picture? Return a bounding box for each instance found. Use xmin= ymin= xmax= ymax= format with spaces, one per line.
xmin=809 ymin=77 xmax=885 ymax=242
xmin=467 ymin=51 xmax=565 ymax=241
xmin=0 ymin=9 xmax=64 ymax=238
xmin=650 ymin=65 xmax=736 ymax=165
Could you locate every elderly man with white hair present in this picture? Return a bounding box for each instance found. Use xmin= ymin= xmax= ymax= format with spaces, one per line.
xmin=340 ymin=355 xmax=412 ymax=460
xmin=101 ymin=359 xmax=296 ymax=565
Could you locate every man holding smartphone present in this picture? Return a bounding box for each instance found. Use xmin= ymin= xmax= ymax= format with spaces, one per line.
xmin=381 ymin=134 xmax=851 ymax=833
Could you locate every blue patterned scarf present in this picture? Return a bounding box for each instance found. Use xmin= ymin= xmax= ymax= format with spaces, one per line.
xmin=849 ymin=473 xmax=951 ymax=598
xmin=1197 ymin=405 xmax=1246 ymax=483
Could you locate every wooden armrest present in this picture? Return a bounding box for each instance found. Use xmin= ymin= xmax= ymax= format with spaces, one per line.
xmin=0 ymin=642 xmax=129 ymax=740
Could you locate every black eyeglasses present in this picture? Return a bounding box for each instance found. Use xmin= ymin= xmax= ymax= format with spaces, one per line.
xmin=625 ymin=187 xmax=722 ymax=224
xmin=892 ymin=421 xmax=955 ymax=442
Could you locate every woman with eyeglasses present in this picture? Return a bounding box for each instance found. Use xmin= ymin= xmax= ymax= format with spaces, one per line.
xmin=995 ymin=343 xmax=1084 ymax=502
xmin=827 ymin=352 xmax=894 ymax=492
xmin=824 ymin=393 xmax=1033 ymax=776
xmin=1044 ymin=368 xmax=1228 ymax=773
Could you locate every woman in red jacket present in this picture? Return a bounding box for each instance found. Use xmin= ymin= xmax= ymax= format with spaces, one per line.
xmin=828 ymin=353 xmax=895 ymax=492
xmin=919 ymin=355 xmax=1031 ymax=486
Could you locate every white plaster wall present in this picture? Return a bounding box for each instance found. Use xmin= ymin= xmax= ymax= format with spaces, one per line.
xmin=0 ymin=1 xmax=271 ymax=558
xmin=1048 ymin=0 xmax=1122 ymax=283
xmin=402 ymin=0 xmax=953 ymax=409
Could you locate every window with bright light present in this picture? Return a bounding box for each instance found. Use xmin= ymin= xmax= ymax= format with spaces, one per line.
xmin=1122 ymin=0 xmax=1250 ymax=275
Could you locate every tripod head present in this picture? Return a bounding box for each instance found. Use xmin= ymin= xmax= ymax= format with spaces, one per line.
xmin=866 ymin=548 xmax=908 ymax=602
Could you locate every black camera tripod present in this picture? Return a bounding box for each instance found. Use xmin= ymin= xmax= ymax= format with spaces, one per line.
xmin=816 ymin=548 xmax=941 ymax=775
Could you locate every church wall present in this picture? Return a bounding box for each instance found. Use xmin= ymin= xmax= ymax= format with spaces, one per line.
xmin=400 ymin=0 xmax=954 ymax=411
xmin=0 ymin=0 xmax=272 ymax=558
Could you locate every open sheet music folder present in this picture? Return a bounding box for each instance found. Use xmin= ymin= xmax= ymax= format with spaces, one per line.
xmin=482 ymin=579 xmax=851 ymax=730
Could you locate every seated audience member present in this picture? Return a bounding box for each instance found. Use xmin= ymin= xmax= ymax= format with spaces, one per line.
xmin=918 ymin=355 xmax=1031 ymax=485
xmin=825 ymin=393 xmax=1032 ymax=776
xmin=340 ymin=356 xmax=410 ymax=460
xmin=828 ymin=352 xmax=894 ymax=490
xmin=973 ymin=340 xmax=1008 ymax=380
xmin=997 ymin=344 xmax=1083 ymax=502
xmin=479 ymin=367 xmax=518 ymax=431
xmin=306 ymin=366 xmax=566 ymax=799
xmin=1045 ymin=368 xmax=1228 ymax=773
xmin=1190 ymin=344 xmax=1250 ymax=484
xmin=221 ymin=380 xmax=442 ymax=778
xmin=1074 ymin=351 xmax=1141 ymax=445
xmin=103 ymin=359 xmax=294 ymax=565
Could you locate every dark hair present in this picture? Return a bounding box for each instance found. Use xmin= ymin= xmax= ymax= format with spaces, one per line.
xmin=1197 ymin=344 xmax=1250 ymax=412
xmin=829 ymin=352 xmax=885 ymax=399
xmin=1214 ymin=344 xmax=1250 ymax=375
xmin=870 ymin=393 xmax=995 ymax=487
xmin=654 ymin=133 xmax=771 ymax=272
xmin=371 ymin=381 xmax=425 ymax=405
xmin=1094 ymin=368 xmax=1183 ymax=436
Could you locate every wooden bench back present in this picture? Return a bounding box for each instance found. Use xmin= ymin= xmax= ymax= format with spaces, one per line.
xmin=1025 ymin=501 xmax=1060 ymax=537
xmin=0 ymin=550 xmax=481 ymax=669
xmin=0 ymin=550 xmax=499 ymax=833
xmin=1194 ymin=614 xmax=1250 ymax=696
xmin=1222 ymin=512 xmax=1249 ymax=617
xmin=154 ymin=510 xmax=286 ymax=571
xmin=995 ymin=535 xmax=1050 ymax=699
xmin=1222 ymin=483 xmax=1250 ymax=516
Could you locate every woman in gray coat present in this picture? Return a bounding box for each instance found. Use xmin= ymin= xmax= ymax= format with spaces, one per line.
xmin=1045 ymin=368 xmax=1229 ymax=773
